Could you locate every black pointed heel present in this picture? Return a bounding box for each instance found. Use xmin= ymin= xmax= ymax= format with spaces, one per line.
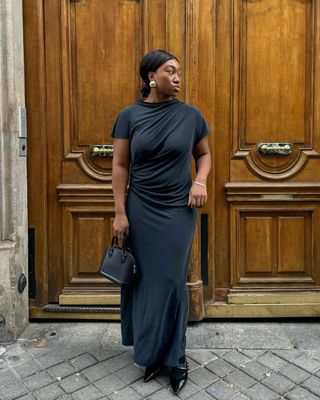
xmin=170 ymin=360 xmax=189 ymax=394
xmin=144 ymin=362 xmax=163 ymax=382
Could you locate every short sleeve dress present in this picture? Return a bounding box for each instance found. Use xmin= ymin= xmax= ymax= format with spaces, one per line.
xmin=111 ymin=98 xmax=211 ymax=367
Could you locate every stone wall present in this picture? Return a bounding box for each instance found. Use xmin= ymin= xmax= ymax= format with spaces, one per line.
xmin=0 ymin=0 xmax=28 ymax=342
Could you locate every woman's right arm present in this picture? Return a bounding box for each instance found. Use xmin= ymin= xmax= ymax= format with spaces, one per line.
xmin=112 ymin=138 xmax=130 ymax=239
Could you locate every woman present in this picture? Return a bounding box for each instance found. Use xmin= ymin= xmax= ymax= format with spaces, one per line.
xmin=111 ymin=49 xmax=211 ymax=394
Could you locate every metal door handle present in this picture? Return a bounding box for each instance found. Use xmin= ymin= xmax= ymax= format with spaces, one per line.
xmin=91 ymin=145 xmax=113 ymax=158
xmin=258 ymin=143 xmax=292 ymax=156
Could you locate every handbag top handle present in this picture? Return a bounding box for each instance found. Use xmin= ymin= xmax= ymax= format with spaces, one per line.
xmin=111 ymin=233 xmax=130 ymax=251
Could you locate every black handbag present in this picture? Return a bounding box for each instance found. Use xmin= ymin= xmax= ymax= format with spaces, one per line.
xmin=99 ymin=234 xmax=138 ymax=285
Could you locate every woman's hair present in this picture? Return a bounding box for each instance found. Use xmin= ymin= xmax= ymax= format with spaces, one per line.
xmin=139 ymin=49 xmax=179 ymax=98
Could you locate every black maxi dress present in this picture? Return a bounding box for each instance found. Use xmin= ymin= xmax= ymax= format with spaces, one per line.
xmin=111 ymin=98 xmax=211 ymax=368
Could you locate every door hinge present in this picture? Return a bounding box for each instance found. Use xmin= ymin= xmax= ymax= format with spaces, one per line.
xmin=18 ymin=106 xmax=27 ymax=157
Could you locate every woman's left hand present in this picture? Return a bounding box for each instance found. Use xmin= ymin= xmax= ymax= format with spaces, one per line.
xmin=188 ymin=183 xmax=208 ymax=208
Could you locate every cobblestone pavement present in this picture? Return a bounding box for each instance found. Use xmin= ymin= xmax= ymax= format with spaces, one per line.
xmin=1 ymin=321 xmax=320 ymax=399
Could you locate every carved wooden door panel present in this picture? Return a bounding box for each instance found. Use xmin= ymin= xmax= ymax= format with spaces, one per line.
xmin=25 ymin=0 xmax=214 ymax=317
xmin=47 ymin=0 xmax=143 ymax=307
xmin=207 ymin=0 xmax=320 ymax=317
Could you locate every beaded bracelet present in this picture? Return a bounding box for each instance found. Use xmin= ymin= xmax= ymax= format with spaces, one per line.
xmin=193 ymin=181 xmax=207 ymax=187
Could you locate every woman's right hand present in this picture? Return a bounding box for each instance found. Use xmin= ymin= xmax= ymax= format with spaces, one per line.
xmin=113 ymin=213 xmax=129 ymax=240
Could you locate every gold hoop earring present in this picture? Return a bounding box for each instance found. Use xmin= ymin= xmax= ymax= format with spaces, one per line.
xmin=149 ymin=80 xmax=157 ymax=88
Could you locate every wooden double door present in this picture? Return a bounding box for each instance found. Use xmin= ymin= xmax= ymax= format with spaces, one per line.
xmin=24 ymin=0 xmax=320 ymax=319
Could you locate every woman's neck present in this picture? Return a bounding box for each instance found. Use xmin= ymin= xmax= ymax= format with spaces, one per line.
xmin=143 ymin=94 xmax=174 ymax=103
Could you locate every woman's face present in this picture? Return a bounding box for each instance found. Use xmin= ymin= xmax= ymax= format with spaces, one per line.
xmin=148 ymin=59 xmax=181 ymax=97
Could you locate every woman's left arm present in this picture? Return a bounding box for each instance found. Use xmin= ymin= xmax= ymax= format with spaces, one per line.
xmin=188 ymin=136 xmax=212 ymax=208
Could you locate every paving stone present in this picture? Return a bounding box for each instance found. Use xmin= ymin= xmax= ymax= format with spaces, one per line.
xmin=244 ymin=382 xmax=279 ymax=400
xmin=72 ymin=384 xmax=105 ymax=400
xmin=261 ymin=371 xmax=295 ymax=395
xmin=187 ymin=356 xmax=202 ymax=372
xmin=0 ymin=381 xmax=29 ymax=400
xmin=278 ymin=363 xmax=310 ymax=385
xmin=210 ymin=350 xmax=232 ymax=358
xmin=189 ymin=366 xmax=219 ymax=388
xmin=224 ymin=369 xmax=256 ymax=391
xmin=0 ymin=368 xmax=18 ymax=386
xmin=122 ymin=349 xmax=134 ymax=360
xmin=32 ymin=382 xmax=65 ymax=400
xmin=285 ymin=386 xmax=320 ymax=400
xmin=69 ymin=353 xmax=97 ymax=371
xmin=239 ymin=360 xmax=272 ymax=381
xmin=47 ymin=361 xmax=77 ymax=379
xmin=58 ymin=372 xmax=90 ymax=393
xmin=272 ymin=350 xmax=302 ymax=362
xmin=301 ymin=375 xmax=320 ymax=397
xmin=131 ymin=376 xmax=163 ymax=397
xmin=256 ymin=351 xmax=288 ymax=371
xmin=14 ymin=359 xmax=44 ymax=378
xmin=23 ymin=347 xmax=52 ymax=359
xmin=188 ymin=391 xmax=215 ymax=400
xmin=205 ymin=358 xmax=236 ymax=378
xmin=291 ymin=353 xmax=320 ymax=374
xmin=147 ymin=386 xmax=177 ymax=399
xmin=94 ymin=374 xmax=126 ymax=396
xmin=206 ymin=379 xmax=240 ymax=400
xmin=37 ymin=353 xmax=66 ymax=369
xmin=0 ymin=359 xmax=8 ymax=370
xmin=54 ymin=350 xmax=86 ymax=361
xmin=82 ymin=355 xmax=132 ymax=382
xmin=82 ymin=362 xmax=112 ymax=383
xmin=89 ymin=349 xmax=124 ymax=362
xmin=114 ymin=363 xmax=144 ymax=384
xmin=4 ymin=344 xmax=18 ymax=352
xmin=108 ymin=386 xmax=142 ymax=400
xmin=231 ymin=395 xmax=250 ymax=400
xmin=23 ymin=371 xmax=54 ymax=391
xmin=240 ymin=350 xmax=266 ymax=360
xmin=305 ymin=350 xmax=320 ymax=362
xmin=100 ymin=355 xmax=132 ymax=373
xmin=187 ymin=350 xmax=218 ymax=366
xmin=16 ymin=394 xmax=36 ymax=400
xmin=0 ymin=346 xmax=7 ymax=357
xmin=4 ymin=349 xmax=32 ymax=367
xmin=222 ymin=350 xmax=252 ymax=368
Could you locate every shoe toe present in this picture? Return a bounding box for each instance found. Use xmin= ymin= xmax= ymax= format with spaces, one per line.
xmin=144 ymin=364 xmax=162 ymax=382
xmin=170 ymin=364 xmax=188 ymax=394
xmin=171 ymin=376 xmax=187 ymax=394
